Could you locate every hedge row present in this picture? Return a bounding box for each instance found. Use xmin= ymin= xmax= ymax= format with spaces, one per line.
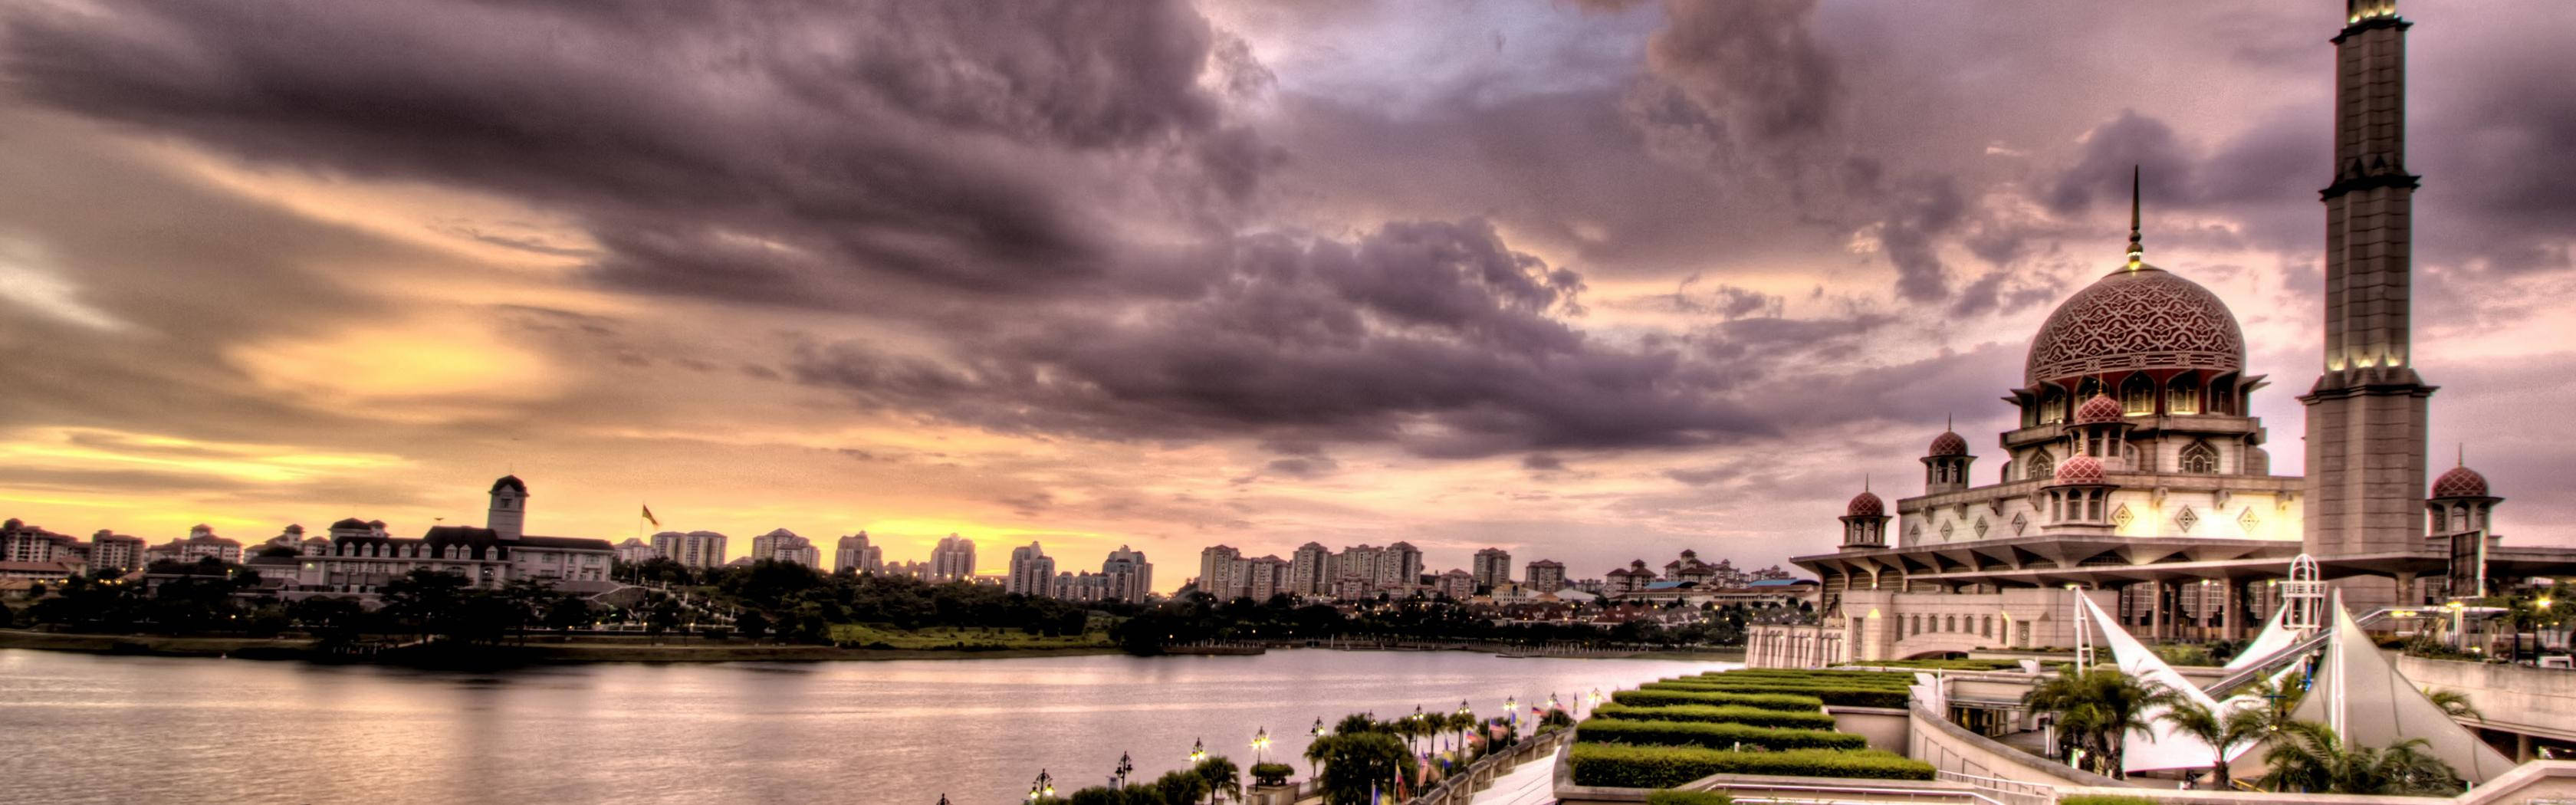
xmin=1643 ymin=682 xmax=1907 ymax=709
xmin=1569 ymin=744 xmax=1935 ymax=787
xmin=1644 ymin=791 xmax=1734 ymax=805
xmin=1611 ymin=688 xmax=1825 ymax=711
xmin=1837 ymin=659 xmax=2026 ymax=672
xmin=1576 ymin=718 xmax=1867 ymax=751
xmin=1588 ymin=703 xmax=1839 ymax=730
xmin=1686 ymin=670 xmax=1914 ymax=688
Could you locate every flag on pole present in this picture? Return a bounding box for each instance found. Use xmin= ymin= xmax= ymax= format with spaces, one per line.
xmin=641 ymin=504 xmax=659 ymax=527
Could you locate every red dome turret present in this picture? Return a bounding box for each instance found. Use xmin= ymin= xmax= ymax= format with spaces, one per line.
xmin=2052 ymin=455 xmax=2107 ymax=485
xmin=1847 ymin=491 xmax=1885 ymax=518
xmin=2432 ymin=465 xmax=2490 ymax=499
xmin=1929 ymin=430 xmax=1969 ymax=456
xmin=2075 ymin=393 xmax=2124 ymax=424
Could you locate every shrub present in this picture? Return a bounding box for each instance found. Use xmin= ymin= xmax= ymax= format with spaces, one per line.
xmin=1646 ymin=791 xmax=1734 ymax=805
xmin=1577 ymin=718 xmax=1866 ymax=751
xmin=1646 ymin=682 xmax=1907 ymax=708
xmin=1249 ymin=762 xmax=1294 ymax=787
xmin=1569 ymin=744 xmax=1934 ymax=787
xmin=1589 ymin=704 xmax=1838 ymax=730
xmin=1612 ymin=688 xmax=1823 ymax=711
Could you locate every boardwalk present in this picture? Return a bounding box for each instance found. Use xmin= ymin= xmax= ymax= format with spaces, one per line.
xmin=1467 ymin=744 xmax=1562 ymax=805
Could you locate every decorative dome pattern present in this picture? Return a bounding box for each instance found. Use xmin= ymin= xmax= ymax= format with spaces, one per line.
xmin=2052 ymin=455 xmax=2107 ymax=485
xmin=2075 ymin=394 xmax=2125 ymax=424
xmin=1928 ymin=430 xmax=1969 ymax=456
xmin=2432 ymin=465 xmax=2490 ymax=498
xmin=2026 ymin=266 xmax=2245 ymax=386
xmin=1846 ymin=491 xmax=1885 ymax=518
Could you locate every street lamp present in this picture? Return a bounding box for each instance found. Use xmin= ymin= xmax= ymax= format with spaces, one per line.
xmin=1190 ymin=738 xmax=1207 ymax=764
xmin=1113 ymin=752 xmax=1132 ymax=788
xmin=1252 ymin=726 xmax=1271 ymax=763
xmin=1028 ymin=770 xmax=1053 ymax=802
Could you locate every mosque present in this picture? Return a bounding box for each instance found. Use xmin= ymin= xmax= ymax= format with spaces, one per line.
xmin=1749 ymin=0 xmax=2576 ymax=668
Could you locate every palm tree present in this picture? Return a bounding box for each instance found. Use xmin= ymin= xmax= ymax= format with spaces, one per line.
xmin=2021 ymin=665 xmax=2170 ymax=777
xmin=2153 ymin=695 xmax=2265 ymax=789
xmin=2259 ymin=720 xmax=2463 ymax=795
xmin=2423 ymin=687 xmax=2484 ymax=723
xmin=1192 ymin=757 xmax=1242 ymax=805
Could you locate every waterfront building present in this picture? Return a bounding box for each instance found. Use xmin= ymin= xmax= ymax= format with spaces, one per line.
xmin=1287 ymin=541 xmax=1329 ymax=595
xmin=1244 ymin=554 xmax=1288 ymax=601
xmin=163 ymin=525 xmax=244 ymax=564
xmin=749 ymin=528 xmax=821 ymax=567
xmin=1006 ymin=541 xmax=1055 ymax=596
xmin=833 ymin=532 xmax=882 ymax=574
xmin=2 ymin=519 xmax=86 ymax=566
xmin=1100 ymin=545 xmax=1153 ymax=602
xmin=291 ymin=477 xmax=614 ymax=596
xmin=1604 ymin=560 xmax=1655 ymax=593
xmin=257 ymin=524 xmax=307 ymax=557
xmin=1752 ymin=3 xmax=2576 ymax=668
xmin=1197 ymin=544 xmax=1243 ymax=599
xmin=1329 ymin=544 xmax=1381 ymax=594
xmin=928 ymin=534 xmax=976 ymax=581
xmin=885 ymin=559 xmax=929 ymax=580
xmin=1378 ymin=541 xmax=1424 ymax=593
xmin=1435 ymin=568 xmax=1475 ymax=600
xmin=86 ymin=531 xmax=143 ymax=572
xmin=1471 ymin=547 xmax=1511 ymax=590
xmin=1523 ymin=559 xmax=1566 ymax=593
xmin=612 ymin=537 xmax=657 ymax=564
xmin=650 ymin=530 xmax=728 ymax=570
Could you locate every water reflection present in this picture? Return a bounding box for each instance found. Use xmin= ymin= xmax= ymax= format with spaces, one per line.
xmin=0 ymin=648 xmax=1733 ymax=804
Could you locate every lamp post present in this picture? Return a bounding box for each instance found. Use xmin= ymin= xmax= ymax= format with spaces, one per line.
xmin=1253 ymin=727 xmax=1270 ymax=764
xmin=1505 ymin=696 xmax=1519 ymax=734
xmin=1028 ymin=770 xmax=1053 ymax=803
xmin=1190 ymin=738 xmax=1207 ymax=764
xmin=1113 ymin=752 xmax=1132 ymax=789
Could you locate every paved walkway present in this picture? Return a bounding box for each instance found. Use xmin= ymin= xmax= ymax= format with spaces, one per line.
xmin=1468 ymin=744 xmax=1563 ymax=805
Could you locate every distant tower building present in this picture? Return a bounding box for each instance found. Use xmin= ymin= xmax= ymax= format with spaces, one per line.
xmin=835 ymin=532 xmax=883 ymax=574
xmin=751 ymin=528 xmax=820 ymax=567
xmin=1198 ymin=544 xmax=1243 ymax=598
xmin=1102 ymin=545 xmax=1153 ymax=602
xmin=1436 ymin=568 xmax=1477 ymax=600
xmin=928 ymin=534 xmax=977 ymax=581
xmin=1007 ymin=542 xmax=1056 ymax=596
xmin=1471 ymin=547 xmax=1512 ymax=590
xmin=486 ymin=475 xmax=527 ymax=540
xmin=1523 ymin=559 xmax=1566 ymax=593
xmin=1288 ymin=542 xmax=1330 ymax=595
xmin=2302 ymin=0 xmax=2436 ymax=605
xmin=1381 ymin=542 xmax=1424 ymax=591
xmin=613 ymin=537 xmax=657 ymax=564
xmin=1245 ymin=555 xmax=1289 ymax=601
xmin=650 ymin=530 xmax=729 ymax=569
xmin=88 ymin=530 xmax=145 ymax=572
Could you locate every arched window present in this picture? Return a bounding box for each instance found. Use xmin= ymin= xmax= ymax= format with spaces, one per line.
xmin=2121 ymin=374 xmax=2155 ymax=415
xmin=2077 ymin=376 xmax=2104 ymax=400
xmin=2039 ymin=387 xmax=2068 ymax=425
xmin=2167 ymin=375 xmax=2201 ymax=415
xmin=2026 ymin=450 xmax=2055 ymax=481
xmin=2180 ymin=442 xmax=2220 ymax=475
xmin=2123 ymin=443 xmax=2143 ymax=471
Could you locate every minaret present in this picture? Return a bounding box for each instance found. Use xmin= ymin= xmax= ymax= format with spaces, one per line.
xmin=2302 ymin=0 xmax=2435 ymax=576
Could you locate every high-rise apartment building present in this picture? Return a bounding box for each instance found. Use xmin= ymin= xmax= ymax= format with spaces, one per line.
xmin=750 ymin=528 xmax=821 ymax=567
xmin=835 ymin=532 xmax=883 ymax=574
xmin=1288 ymin=542 xmax=1330 ymax=595
xmin=1380 ymin=541 xmax=1424 ymax=591
xmin=650 ymin=530 xmax=729 ymax=569
xmin=928 ymin=534 xmax=977 ymax=580
xmin=1524 ymin=559 xmax=1566 ymax=593
xmin=1007 ymin=541 xmax=1056 ymax=596
xmin=1102 ymin=544 xmax=1153 ymax=602
xmin=1198 ymin=544 xmax=1243 ymax=598
xmin=1471 ymin=547 xmax=1512 ymax=590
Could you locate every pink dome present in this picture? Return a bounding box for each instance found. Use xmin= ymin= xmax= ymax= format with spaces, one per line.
xmin=2075 ymin=394 xmax=2125 ymax=424
xmin=1846 ymin=491 xmax=1885 ymax=518
xmin=1928 ymin=430 xmax=1969 ymax=456
xmin=2432 ymin=465 xmax=2490 ymax=499
xmin=2026 ymin=266 xmax=2245 ymax=386
xmin=2052 ymin=455 xmax=2107 ymax=485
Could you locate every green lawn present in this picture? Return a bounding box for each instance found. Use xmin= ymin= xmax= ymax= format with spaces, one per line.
xmin=826 ymin=623 xmax=1112 ymax=650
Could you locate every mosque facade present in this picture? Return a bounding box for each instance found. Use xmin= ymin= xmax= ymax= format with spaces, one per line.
xmin=1749 ymin=0 xmax=2576 ymax=668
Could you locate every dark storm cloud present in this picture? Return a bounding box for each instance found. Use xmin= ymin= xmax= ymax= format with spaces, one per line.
xmin=0 ymin=0 xmax=1268 ymax=304
xmin=1642 ymin=0 xmax=1838 ymax=145
xmin=791 ymin=219 xmax=1778 ymax=458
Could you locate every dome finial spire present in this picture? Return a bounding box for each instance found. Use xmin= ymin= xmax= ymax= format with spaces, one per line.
xmin=2126 ymin=165 xmax=2144 ymax=269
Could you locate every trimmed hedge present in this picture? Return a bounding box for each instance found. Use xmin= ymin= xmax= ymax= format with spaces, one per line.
xmin=1569 ymin=744 xmax=1934 ymax=787
xmin=1612 ymin=688 xmax=1823 ymax=711
xmin=1589 ymin=703 xmax=1838 ymax=730
xmin=1644 ymin=682 xmax=1908 ymax=708
xmin=1645 ymin=791 xmax=1733 ymax=805
xmin=1681 ymin=672 xmax=1913 ymax=688
xmin=1839 ymin=659 xmax=2026 ymax=672
xmin=1577 ymin=718 xmax=1866 ymax=751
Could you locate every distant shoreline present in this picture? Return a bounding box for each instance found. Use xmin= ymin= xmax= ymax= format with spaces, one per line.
xmin=0 ymin=629 xmax=1743 ymax=666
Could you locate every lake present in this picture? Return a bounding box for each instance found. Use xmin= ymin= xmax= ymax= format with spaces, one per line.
xmin=0 ymin=648 xmax=1735 ymax=804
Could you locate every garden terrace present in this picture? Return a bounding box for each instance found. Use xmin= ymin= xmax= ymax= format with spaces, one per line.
xmin=1570 ymin=669 xmax=1930 ymax=790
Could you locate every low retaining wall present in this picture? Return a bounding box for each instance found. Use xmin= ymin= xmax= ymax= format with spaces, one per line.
xmin=1906 ymin=702 xmax=2130 ymax=789
xmin=1833 ymin=705 xmax=1914 ymax=754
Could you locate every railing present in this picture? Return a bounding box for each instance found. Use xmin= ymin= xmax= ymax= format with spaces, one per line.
xmin=1403 ymin=728 xmax=1572 ymax=805
xmin=1938 ymin=770 xmax=2059 ymax=805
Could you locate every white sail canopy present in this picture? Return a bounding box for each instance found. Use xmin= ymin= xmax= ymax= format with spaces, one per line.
xmin=2288 ymin=593 xmax=2515 ymax=784
xmin=2075 ymin=593 xmax=2256 ymax=774
xmin=2225 ymin=603 xmax=2300 ymax=671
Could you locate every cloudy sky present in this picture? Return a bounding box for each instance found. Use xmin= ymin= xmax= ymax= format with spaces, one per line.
xmin=1 ymin=1 xmax=2569 ymax=588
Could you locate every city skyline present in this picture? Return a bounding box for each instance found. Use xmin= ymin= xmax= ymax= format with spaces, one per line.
xmin=0 ymin=2 xmax=2571 ymax=590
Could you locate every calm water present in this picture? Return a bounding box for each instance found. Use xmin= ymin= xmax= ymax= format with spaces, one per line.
xmin=0 ymin=648 xmax=1734 ymax=804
